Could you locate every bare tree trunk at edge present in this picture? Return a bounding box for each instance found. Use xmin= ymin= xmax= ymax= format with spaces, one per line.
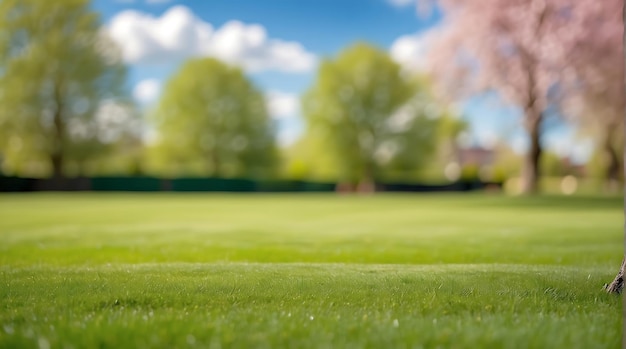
xmin=606 ymin=257 xmax=625 ymax=293
xmin=613 ymin=3 xmax=626 ymax=344
xmin=604 ymin=8 xmax=626 ymax=339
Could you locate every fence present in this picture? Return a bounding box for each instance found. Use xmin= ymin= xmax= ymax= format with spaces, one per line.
xmin=0 ymin=176 xmax=499 ymax=193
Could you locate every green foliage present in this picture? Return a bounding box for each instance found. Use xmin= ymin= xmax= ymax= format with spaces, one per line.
xmin=282 ymin=129 xmax=343 ymax=181
xmin=586 ymin=150 xmax=607 ymax=180
xmin=0 ymin=0 xmax=129 ymax=177
xmin=418 ymin=114 xmax=468 ymax=183
xmin=0 ymin=193 xmax=621 ymax=347
xmin=541 ymin=152 xmax=570 ymax=178
xmin=151 ymin=58 xmax=277 ymax=178
xmin=586 ymin=146 xmax=623 ymax=183
xmin=302 ymin=43 xmax=439 ymax=184
xmin=79 ymin=135 xmax=144 ymax=176
xmin=491 ymin=145 xmax=523 ymax=182
xmin=461 ymin=164 xmax=480 ymax=181
xmin=438 ymin=113 xmax=468 ymax=141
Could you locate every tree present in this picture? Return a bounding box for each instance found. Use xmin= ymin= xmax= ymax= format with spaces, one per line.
xmin=604 ymin=0 xmax=625 ymax=296
xmin=152 ymin=57 xmax=277 ymax=178
xmin=562 ymin=0 xmax=623 ymax=191
xmin=428 ymin=0 xmax=596 ymax=194
xmin=302 ymin=43 xmax=439 ymax=189
xmin=419 ymin=0 xmax=625 ymax=295
xmin=0 ymin=0 xmax=128 ymax=178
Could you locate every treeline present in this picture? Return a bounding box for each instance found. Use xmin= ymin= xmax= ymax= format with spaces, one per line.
xmin=0 ymin=0 xmax=621 ymax=194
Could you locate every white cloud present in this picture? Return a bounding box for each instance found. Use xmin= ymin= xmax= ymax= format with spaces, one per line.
xmin=390 ymin=31 xmax=432 ymax=73
xmin=265 ymin=91 xmax=300 ymax=120
xmin=108 ymin=6 xmax=211 ymax=64
xmin=386 ymin=0 xmax=434 ymax=17
xmin=132 ymin=79 xmax=161 ymax=104
xmin=107 ymin=6 xmax=316 ymax=73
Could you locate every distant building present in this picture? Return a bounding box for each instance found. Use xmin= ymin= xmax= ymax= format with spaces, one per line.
xmin=444 ymin=147 xmax=495 ymax=182
xmin=560 ymin=157 xmax=587 ymax=177
xmin=457 ymin=147 xmax=494 ymax=168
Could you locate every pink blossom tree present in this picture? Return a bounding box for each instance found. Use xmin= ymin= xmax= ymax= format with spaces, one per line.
xmin=420 ymin=0 xmax=624 ymax=292
xmin=562 ymin=0 xmax=623 ymax=190
xmin=426 ymin=0 xmax=621 ymax=194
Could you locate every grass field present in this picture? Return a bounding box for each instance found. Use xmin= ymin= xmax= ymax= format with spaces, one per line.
xmin=0 ymin=193 xmax=623 ymax=348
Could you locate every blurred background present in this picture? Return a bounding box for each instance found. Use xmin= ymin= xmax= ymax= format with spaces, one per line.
xmin=0 ymin=0 xmax=622 ymax=195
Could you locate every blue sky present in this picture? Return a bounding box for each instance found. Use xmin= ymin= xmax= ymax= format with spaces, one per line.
xmin=93 ymin=0 xmax=439 ymax=94
xmin=92 ymin=0 xmax=592 ymax=162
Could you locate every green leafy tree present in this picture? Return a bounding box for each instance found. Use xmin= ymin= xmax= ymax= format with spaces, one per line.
xmin=0 ymin=0 xmax=128 ymax=178
xmin=302 ymin=43 xmax=439 ymax=188
xmin=152 ymin=58 xmax=277 ymax=178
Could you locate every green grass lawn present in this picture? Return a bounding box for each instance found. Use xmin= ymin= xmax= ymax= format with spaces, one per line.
xmin=0 ymin=193 xmax=622 ymax=348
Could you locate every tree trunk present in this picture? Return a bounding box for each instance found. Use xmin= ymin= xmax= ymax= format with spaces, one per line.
xmin=50 ymin=107 xmax=65 ymax=178
xmin=357 ymin=165 xmax=376 ymax=193
xmin=51 ymin=152 xmax=63 ymax=179
xmin=602 ymin=122 xmax=621 ymax=191
xmin=621 ymin=6 xmax=626 ymax=347
xmin=606 ymin=0 xmax=626 ymax=301
xmin=605 ymin=257 xmax=625 ymax=293
xmin=356 ymin=179 xmax=375 ymax=193
xmin=51 ymin=87 xmax=64 ymax=180
xmin=520 ymin=111 xmax=542 ymax=194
